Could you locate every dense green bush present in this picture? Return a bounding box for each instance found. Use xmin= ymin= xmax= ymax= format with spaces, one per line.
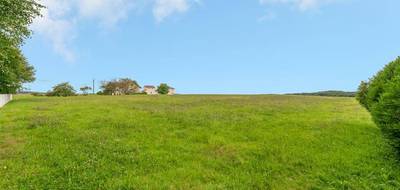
xmin=47 ymin=82 xmax=76 ymax=97
xmin=31 ymin=92 xmax=45 ymax=96
xmin=357 ymin=57 xmax=400 ymax=149
xmin=356 ymin=81 xmax=369 ymax=109
xmin=157 ymin=83 xmax=170 ymax=95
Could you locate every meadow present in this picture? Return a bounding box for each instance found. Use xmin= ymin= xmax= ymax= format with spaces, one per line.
xmin=0 ymin=95 xmax=399 ymax=189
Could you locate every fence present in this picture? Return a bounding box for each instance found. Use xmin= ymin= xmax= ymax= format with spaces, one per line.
xmin=0 ymin=94 xmax=13 ymax=108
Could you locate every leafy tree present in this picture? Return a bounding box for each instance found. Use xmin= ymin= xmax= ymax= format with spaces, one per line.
xmin=80 ymin=86 xmax=92 ymax=95
xmin=157 ymin=83 xmax=170 ymax=95
xmin=357 ymin=57 xmax=400 ymax=150
xmin=47 ymin=82 xmax=76 ymax=97
xmin=0 ymin=0 xmax=44 ymax=45
xmin=0 ymin=38 xmax=35 ymax=93
xmin=0 ymin=0 xmax=43 ymax=93
xmin=100 ymin=78 xmax=141 ymax=95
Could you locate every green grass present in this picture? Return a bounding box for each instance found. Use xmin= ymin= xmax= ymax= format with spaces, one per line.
xmin=0 ymin=95 xmax=399 ymax=189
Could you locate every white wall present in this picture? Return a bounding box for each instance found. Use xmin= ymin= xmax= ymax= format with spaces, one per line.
xmin=0 ymin=94 xmax=13 ymax=108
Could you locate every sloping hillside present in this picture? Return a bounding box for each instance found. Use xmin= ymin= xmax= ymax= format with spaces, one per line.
xmin=0 ymin=95 xmax=399 ymax=189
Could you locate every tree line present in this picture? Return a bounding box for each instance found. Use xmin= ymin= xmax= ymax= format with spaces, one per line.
xmin=288 ymin=91 xmax=356 ymax=97
xmin=42 ymin=79 xmax=174 ymax=97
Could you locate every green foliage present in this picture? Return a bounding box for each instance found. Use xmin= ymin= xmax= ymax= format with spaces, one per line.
xmin=0 ymin=37 xmax=35 ymax=93
xmin=47 ymin=82 xmax=76 ymax=97
xmin=0 ymin=0 xmax=44 ymax=45
xmin=80 ymin=86 xmax=92 ymax=95
xmin=357 ymin=57 xmax=400 ymax=149
xmin=100 ymin=78 xmax=141 ymax=95
xmin=356 ymin=81 xmax=369 ymax=109
xmin=0 ymin=0 xmax=43 ymax=93
xmin=31 ymin=92 xmax=45 ymax=96
xmin=290 ymin=91 xmax=356 ymax=97
xmin=157 ymin=83 xmax=170 ymax=95
xmin=0 ymin=95 xmax=399 ymax=189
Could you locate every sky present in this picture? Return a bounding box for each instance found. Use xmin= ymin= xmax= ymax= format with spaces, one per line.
xmin=22 ymin=0 xmax=400 ymax=94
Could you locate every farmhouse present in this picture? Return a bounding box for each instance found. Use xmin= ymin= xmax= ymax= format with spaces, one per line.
xmin=168 ymin=88 xmax=176 ymax=95
xmin=142 ymin=85 xmax=176 ymax=95
xmin=143 ymin=85 xmax=157 ymax=95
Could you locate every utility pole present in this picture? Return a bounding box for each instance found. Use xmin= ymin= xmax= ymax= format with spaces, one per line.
xmin=92 ymin=79 xmax=95 ymax=94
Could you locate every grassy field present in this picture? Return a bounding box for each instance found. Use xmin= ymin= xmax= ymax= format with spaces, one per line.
xmin=0 ymin=95 xmax=399 ymax=189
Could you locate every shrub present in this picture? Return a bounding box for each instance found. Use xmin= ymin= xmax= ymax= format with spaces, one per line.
xmin=157 ymin=83 xmax=170 ymax=95
xmin=31 ymin=92 xmax=45 ymax=96
xmin=47 ymin=82 xmax=76 ymax=97
xmin=356 ymin=81 xmax=369 ymax=109
xmin=357 ymin=57 xmax=400 ymax=149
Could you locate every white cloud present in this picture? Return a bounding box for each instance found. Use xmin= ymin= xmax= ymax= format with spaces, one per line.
xmin=32 ymin=0 xmax=76 ymax=62
xmin=77 ymin=0 xmax=135 ymax=26
xmin=259 ymin=0 xmax=335 ymax=11
xmin=153 ymin=0 xmax=189 ymax=23
xmin=32 ymin=0 xmax=197 ymax=62
xmin=31 ymin=0 xmax=341 ymax=61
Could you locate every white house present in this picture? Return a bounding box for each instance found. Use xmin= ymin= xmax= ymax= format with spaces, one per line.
xmin=143 ymin=85 xmax=157 ymax=95
xmin=168 ymin=88 xmax=176 ymax=95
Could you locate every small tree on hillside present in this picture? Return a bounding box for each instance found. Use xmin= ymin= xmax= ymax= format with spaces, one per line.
xmin=157 ymin=83 xmax=170 ymax=95
xmin=47 ymin=82 xmax=76 ymax=97
xmin=80 ymin=86 xmax=92 ymax=95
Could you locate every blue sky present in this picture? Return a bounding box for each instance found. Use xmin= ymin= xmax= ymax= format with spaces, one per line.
xmin=23 ymin=0 xmax=400 ymax=94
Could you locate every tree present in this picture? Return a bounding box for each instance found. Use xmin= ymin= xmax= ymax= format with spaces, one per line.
xmin=47 ymin=82 xmax=76 ymax=97
xmin=356 ymin=81 xmax=369 ymax=109
xmin=357 ymin=57 xmax=400 ymax=150
xmin=0 ymin=38 xmax=35 ymax=93
xmin=80 ymin=86 xmax=92 ymax=95
xmin=0 ymin=0 xmax=44 ymax=45
xmin=157 ymin=83 xmax=170 ymax=95
xmin=100 ymin=78 xmax=141 ymax=95
xmin=0 ymin=0 xmax=43 ymax=93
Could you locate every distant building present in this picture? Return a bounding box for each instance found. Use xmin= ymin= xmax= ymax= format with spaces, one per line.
xmin=111 ymin=88 xmax=123 ymax=96
xmin=168 ymin=88 xmax=176 ymax=95
xmin=143 ymin=85 xmax=157 ymax=95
